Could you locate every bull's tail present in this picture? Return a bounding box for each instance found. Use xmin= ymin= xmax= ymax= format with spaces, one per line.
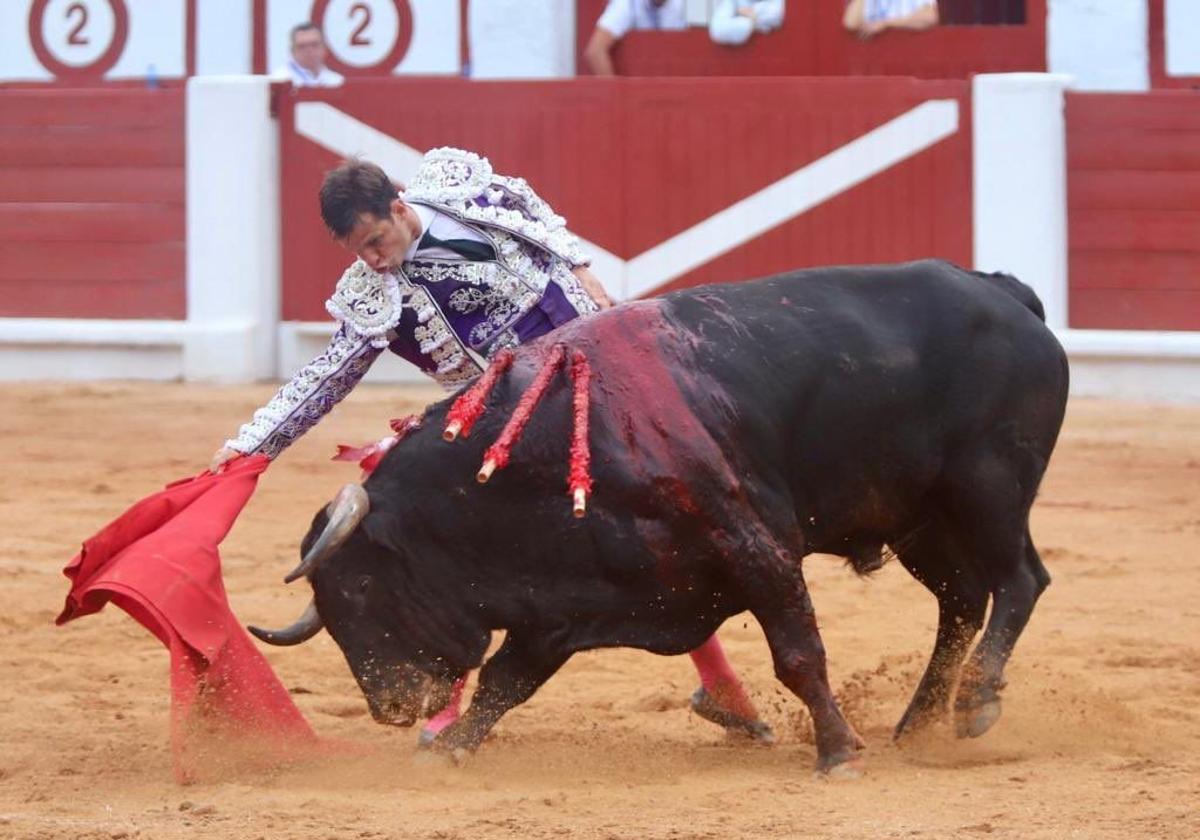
xmin=971 ymin=269 xmax=1046 ymax=322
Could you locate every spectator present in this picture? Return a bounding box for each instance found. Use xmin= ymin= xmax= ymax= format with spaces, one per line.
xmin=842 ymin=0 xmax=939 ymax=39
xmin=709 ymin=1 xmax=786 ymax=46
xmin=584 ymin=0 xmax=688 ymax=77
xmin=274 ymin=21 xmax=344 ymax=87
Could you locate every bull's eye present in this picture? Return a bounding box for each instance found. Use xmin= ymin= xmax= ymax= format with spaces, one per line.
xmin=358 ymin=575 xmax=371 ymax=594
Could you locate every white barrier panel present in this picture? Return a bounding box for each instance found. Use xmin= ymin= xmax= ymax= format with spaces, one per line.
xmin=1058 ymin=330 xmax=1200 ymax=404
xmin=973 ymin=73 xmax=1072 ymax=331
xmin=185 ymin=76 xmax=280 ymax=382
xmin=0 ymin=320 xmax=186 ymax=381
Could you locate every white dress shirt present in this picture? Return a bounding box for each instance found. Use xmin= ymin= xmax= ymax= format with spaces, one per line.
xmin=272 ymin=60 xmax=345 ymax=88
xmin=709 ymin=1 xmax=786 ymax=45
xmin=405 ymin=204 xmax=491 ymax=262
xmin=864 ymin=0 xmax=936 ymax=23
xmin=596 ymin=0 xmax=688 ymax=39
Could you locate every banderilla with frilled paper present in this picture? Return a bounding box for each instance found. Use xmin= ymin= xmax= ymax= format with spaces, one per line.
xmin=441 ymin=344 xmax=593 ymax=518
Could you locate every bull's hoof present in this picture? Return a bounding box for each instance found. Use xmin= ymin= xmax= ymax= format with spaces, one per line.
xmin=415 ymin=734 xmax=476 ymax=766
xmin=955 ymin=698 xmax=1002 ymax=739
xmin=813 ymin=750 xmax=865 ymax=780
xmin=690 ymin=687 xmax=776 ymax=745
xmin=892 ymin=701 xmax=945 ymax=742
xmin=411 ymin=748 xmax=453 ymax=768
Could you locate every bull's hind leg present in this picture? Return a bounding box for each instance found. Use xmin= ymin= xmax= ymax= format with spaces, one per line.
xmin=955 ymin=526 xmax=1051 ymax=738
xmin=892 ymin=520 xmax=988 ymax=739
xmin=747 ymin=567 xmax=864 ymax=773
xmin=429 ymin=629 xmax=570 ymax=757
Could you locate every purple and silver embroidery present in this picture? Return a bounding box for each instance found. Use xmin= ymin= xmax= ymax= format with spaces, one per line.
xmin=325 ymin=260 xmax=404 ymax=348
xmin=226 ymin=323 xmax=383 ymax=458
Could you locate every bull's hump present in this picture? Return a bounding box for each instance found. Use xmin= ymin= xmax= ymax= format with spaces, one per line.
xmin=572 ymin=301 xmax=744 ymax=502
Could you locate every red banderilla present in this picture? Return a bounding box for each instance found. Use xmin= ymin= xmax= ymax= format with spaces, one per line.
xmin=443 ymin=344 xmax=594 ymax=517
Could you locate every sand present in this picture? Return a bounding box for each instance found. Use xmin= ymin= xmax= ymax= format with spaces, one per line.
xmin=1 ymin=382 xmax=1197 ymax=839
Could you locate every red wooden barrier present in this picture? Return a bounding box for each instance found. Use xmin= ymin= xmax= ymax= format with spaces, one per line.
xmin=1067 ymin=90 xmax=1200 ymax=330
xmin=0 ymin=89 xmax=185 ymax=319
xmin=278 ymin=77 xmax=971 ymax=320
xmin=575 ymin=0 xmax=1045 ymax=79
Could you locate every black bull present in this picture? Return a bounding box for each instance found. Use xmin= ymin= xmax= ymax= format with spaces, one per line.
xmin=251 ymin=260 xmax=1069 ymax=773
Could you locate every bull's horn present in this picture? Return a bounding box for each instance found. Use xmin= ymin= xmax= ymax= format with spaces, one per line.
xmin=247 ymin=599 xmax=323 ymax=646
xmin=284 ymin=483 xmax=370 ymax=584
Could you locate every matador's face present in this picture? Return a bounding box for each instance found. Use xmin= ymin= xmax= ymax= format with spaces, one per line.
xmin=339 ymin=199 xmax=419 ymax=273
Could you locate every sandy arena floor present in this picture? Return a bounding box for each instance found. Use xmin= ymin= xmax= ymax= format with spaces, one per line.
xmin=0 ymin=382 xmax=1197 ymax=839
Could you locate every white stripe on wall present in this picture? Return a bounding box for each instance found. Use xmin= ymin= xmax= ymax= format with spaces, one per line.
xmin=625 ymin=100 xmax=960 ymax=297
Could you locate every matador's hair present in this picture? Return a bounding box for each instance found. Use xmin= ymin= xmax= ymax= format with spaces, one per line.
xmin=319 ymin=158 xmax=399 ymax=238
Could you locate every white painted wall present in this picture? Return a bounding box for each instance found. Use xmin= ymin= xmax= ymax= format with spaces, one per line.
xmin=0 ymin=0 xmax=186 ymax=82
xmin=267 ymin=0 xmax=459 ymax=77
xmin=973 ymin=74 xmax=1072 ymax=330
xmin=1047 ymin=0 xmax=1148 ymax=91
xmin=3 ymin=0 xmax=1186 ymax=89
xmin=470 ymin=0 xmax=576 ymax=78
xmin=196 ymin=0 xmax=253 ymax=75
xmin=108 ymin=0 xmax=186 ymax=79
xmin=1165 ymin=0 xmax=1200 ymax=77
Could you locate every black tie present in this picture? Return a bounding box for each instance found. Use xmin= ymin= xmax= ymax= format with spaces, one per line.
xmin=418 ymin=230 xmax=496 ymax=262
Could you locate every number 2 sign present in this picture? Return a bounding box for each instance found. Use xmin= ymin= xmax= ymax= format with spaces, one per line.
xmin=311 ymin=0 xmax=412 ymax=76
xmin=27 ymin=0 xmax=129 ymax=80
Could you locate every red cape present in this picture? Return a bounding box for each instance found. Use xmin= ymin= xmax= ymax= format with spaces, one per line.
xmin=57 ymin=455 xmax=319 ymax=781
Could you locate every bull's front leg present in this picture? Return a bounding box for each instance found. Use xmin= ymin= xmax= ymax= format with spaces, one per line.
xmin=751 ymin=573 xmax=865 ymax=775
xmin=426 ymin=629 xmax=570 ymax=758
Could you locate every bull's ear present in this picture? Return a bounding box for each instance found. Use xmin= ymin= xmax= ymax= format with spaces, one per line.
xmin=247 ymin=599 xmax=323 ymax=646
xmin=285 ymin=484 xmax=370 ymax=583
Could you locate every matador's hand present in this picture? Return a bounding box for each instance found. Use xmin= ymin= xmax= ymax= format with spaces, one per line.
xmin=209 ymin=446 xmax=241 ymax=473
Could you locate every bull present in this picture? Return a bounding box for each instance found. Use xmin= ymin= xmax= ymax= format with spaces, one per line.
xmin=250 ymin=259 xmax=1068 ymax=774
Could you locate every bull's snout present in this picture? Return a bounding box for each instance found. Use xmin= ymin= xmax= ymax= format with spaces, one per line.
xmin=360 ymin=665 xmax=433 ymax=728
xmin=366 ymin=693 xmax=421 ymax=727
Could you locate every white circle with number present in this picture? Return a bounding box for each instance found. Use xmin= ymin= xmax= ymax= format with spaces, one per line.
xmin=39 ymin=0 xmax=116 ymax=68
xmin=321 ymin=0 xmax=401 ymax=69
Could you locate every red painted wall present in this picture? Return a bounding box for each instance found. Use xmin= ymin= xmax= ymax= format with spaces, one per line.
xmin=576 ymin=0 xmax=1046 ymax=79
xmin=278 ymin=77 xmax=972 ymax=320
xmin=0 ymin=89 xmax=186 ymax=319
xmin=1067 ymin=90 xmax=1200 ymax=330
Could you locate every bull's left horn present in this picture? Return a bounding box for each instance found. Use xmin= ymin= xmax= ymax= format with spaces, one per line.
xmin=248 ymin=599 xmax=323 ymax=646
xmin=284 ymin=483 xmax=370 ymax=583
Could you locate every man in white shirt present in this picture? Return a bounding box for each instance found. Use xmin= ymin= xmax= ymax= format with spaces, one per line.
xmin=709 ymin=1 xmax=786 ymax=46
xmin=843 ymin=0 xmax=940 ymax=39
xmin=273 ymin=21 xmax=345 ymax=87
xmin=584 ymin=0 xmax=688 ymax=76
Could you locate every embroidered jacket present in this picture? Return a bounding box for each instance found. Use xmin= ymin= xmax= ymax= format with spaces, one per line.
xmin=226 ymin=147 xmax=598 ymax=458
